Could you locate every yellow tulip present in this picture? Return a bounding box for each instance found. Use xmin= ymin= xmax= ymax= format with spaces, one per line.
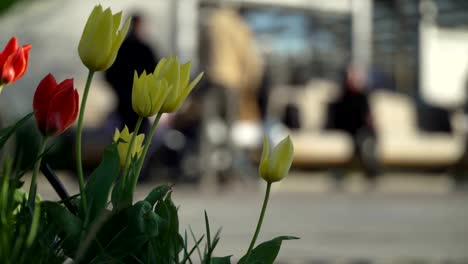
xmin=113 ymin=126 xmax=145 ymax=167
xmin=154 ymin=56 xmax=203 ymax=113
xmin=132 ymin=70 xmax=171 ymax=117
xmin=259 ymin=134 xmax=294 ymax=183
xmin=78 ymin=5 xmax=130 ymax=71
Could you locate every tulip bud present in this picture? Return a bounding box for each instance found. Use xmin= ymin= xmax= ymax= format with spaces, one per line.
xmin=132 ymin=70 xmax=171 ymax=117
xmin=259 ymin=134 xmax=294 ymax=183
xmin=154 ymin=56 xmax=203 ymax=113
xmin=113 ymin=126 xmax=145 ymax=167
xmin=0 ymin=37 xmax=32 ymax=90
xmin=78 ymin=5 xmax=130 ymax=71
xmin=33 ymin=74 xmax=79 ymax=136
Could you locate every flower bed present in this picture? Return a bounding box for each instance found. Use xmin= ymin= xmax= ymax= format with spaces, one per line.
xmin=0 ymin=5 xmax=297 ymax=264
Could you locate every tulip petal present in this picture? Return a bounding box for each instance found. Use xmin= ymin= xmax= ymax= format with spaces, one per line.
xmin=180 ymin=62 xmax=191 ymax=90
xmin=269 ymin=136 xmax=294 ymax=182
xmin=81 ymin=5 xmax=103 ymax=41
xmin=45 ymin=79 xmax=77 ymax=135
xmin=132 ymin=71 xmax=141 ymax=114
xmin=154 ymin=58 xmax=168 ymax=78
xmin=180 ymin=71 xmax=203 ymax=102
xmin=155 ymin=79 xmax=171 ymax=114
xmin=18 ymin=44 xmax=32 ymax=79
xmin=1 ymin=54 xmax=17 ymax=83
xmin=33 ymin=74 xmax=58 ymax=134
xmin=134 ymin=133 xmax=145 ymax=158
xmin=112 ymin=12 xmax=122 ymax=35
xmin=56 ymin=79 xmax=78 ymax=130
xmin=92 ymin=8 xmax=114 ymax=69
xmin=0 ymin=37 xmax=18 ymax=67
xmin=113 ymin=128 xmax=121 ymax=142
xmin=259 ymin=133 xmax=270 ymax=180
xmin=121 ymin=126 xmax=130 ymax=139
xmin=78 ymin=5 xmax=103 ymax=67
xmin=160 ymin=58 xmax=181 ymax=112
xmin=105 ymin=16 xmax=130 ymax=70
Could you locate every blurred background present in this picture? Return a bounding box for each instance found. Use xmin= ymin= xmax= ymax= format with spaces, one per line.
xmin=1 ymin=0 xmax=468 ymax=263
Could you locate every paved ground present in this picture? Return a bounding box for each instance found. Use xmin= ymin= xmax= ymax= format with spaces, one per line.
xmin=32 ymin=172 xmax=468 ymax=263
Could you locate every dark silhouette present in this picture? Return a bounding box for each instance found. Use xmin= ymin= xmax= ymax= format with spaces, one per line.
xmin=105 ymin=13 xmax=159 ymax=133
xmin=327 ymin=65 xmax=378 ymax=185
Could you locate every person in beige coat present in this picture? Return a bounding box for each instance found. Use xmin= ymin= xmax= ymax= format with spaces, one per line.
xmin=206 ymin=8 xmax=265 ymax=124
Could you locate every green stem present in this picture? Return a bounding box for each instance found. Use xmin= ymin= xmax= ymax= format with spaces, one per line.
xmin=75 ymin=70 xmax=95 ymax=213
xmin=245 ymin=182 xmax=272 ymax=262
xmin=121 ymin=116 xmax=143 ymax=187
xmin=131 ymin=112 xmax=163 ymax=191
xmin=28 ymin=137 xmax=48 ymax=209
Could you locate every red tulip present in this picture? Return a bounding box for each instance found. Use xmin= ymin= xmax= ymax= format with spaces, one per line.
xmin=0 ymin=37 xmax=32 ymax=85
xmin=33 ymin=74 xmax=79 ymax=136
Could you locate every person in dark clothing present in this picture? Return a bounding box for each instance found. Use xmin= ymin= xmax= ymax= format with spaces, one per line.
xmin=332 ymin=67 xmax=371 ymax=136
xmin=327 ymin=64 xmax=378 ymax=187
xmin=105 ymin=13 xmax=159 ymax=133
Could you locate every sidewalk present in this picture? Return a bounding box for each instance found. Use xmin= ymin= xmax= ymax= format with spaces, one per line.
xmin=29 ymin=172 xmax=468 ymax=263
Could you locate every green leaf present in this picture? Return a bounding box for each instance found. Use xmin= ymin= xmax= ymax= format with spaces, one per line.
xmin=144 ymin=184 xmax=171 ymax=207
xmin=145 ymin=241 xmax=157 ymax=264
xmin=153 ymin=194 xmax=183 ymax=262
xmin=42 ymin=201 xmax=83 ymax=254
xmin=0 ymin=112 xmax=33 ymax=150
xmin=189 ymin=226 xmax=204 ymax=263
xmin=111 ymin=159 xmax=139 ymax=210
xmin=238 ymin=236 xmax=299 ymax=264
xmin=84 ymin=144 xmax=120 ymax=222
xmin=204 ymin=210 xmax=211 ymax=252
xmin=203 ymin=211 xmax=222 ymax=264
xmin=127 ymin=200 xmax=162 ymax=236
xmin=107 ymin=234 xmax=151 ymax=258
xmin=211 ymin=256 xmax=232 ymax=264
xmin=110 ymin=178 xmax=129 ymax=210
xmin=180 ymin=232 xmax=204 ymax=264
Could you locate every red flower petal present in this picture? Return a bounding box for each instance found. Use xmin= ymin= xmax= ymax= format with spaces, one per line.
xmin=33 ymin=74 xmax=58 ymax=135
xmin=45 ymin=79 xmax=77 ymax=135
xmin=55 ymin=78 xmax=78 ymax=129
xmin=0 ymin=37 xmax=18 ymax=68
xmin=22 ymin=44 xmax=32 ymax=53
xmin=1 ymin=56 xmax=16 ymax=83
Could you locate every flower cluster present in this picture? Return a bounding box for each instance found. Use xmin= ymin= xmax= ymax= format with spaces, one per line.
xmin=0 ymin=4 xmax=296 ymax=264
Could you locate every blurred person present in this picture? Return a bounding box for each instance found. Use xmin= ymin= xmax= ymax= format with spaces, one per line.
xmin=206 ymin=7 xmax=264 ymax=123
xmin=105 ymin=12 xmax=160 ymax=134
xmin=326 ymin=64 xmax=378 ymax=188
xmin=199 ymin=7 xmax=267 ymax=184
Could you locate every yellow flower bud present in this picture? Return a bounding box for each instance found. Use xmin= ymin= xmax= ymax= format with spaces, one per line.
xmin=132 ymin=70 xmax=171 ymax=117
xmin=259 ymin=134 xmax=294 ymax=183
xmin=78 ymin=5 xmax=130 ymax=71
xmin=113 ymin=126 xmax=145 ymax=167
xmin=154 ymin=56 xmax=203 ymax=113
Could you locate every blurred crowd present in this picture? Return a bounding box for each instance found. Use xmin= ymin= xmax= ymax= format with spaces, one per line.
xmin=2 ymin=0 xmax=468 ymax=191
